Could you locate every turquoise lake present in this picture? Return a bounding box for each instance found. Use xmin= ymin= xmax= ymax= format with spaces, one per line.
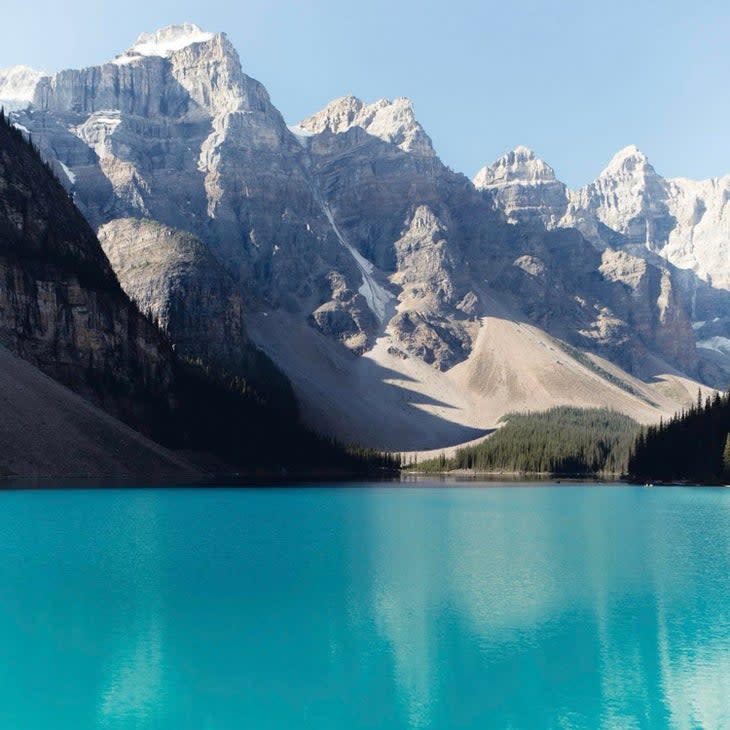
xmin=1 ymin=483 xmax=730 ymax=728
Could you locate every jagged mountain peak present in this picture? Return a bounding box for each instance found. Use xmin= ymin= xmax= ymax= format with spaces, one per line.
xmin=299 ymin=95 xmax=364 ymax=134
xmin=112 ymin=23 xmax=218 ymax=65
xmin=300 ymin=94 xmax=434 ymax=156
xmin=473 ymin=146 xmax=558 ymax=188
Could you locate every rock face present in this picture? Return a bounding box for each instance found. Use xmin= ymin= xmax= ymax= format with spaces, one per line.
xmin=6 ymin=24 xmax=726 ymax=447
xmin=563 ymin=146 xmax=678 ymax=251
xmin=97 ymin=218 xmax=247 ymax=372
xmin=0 ymin=115 xmax=175 ymax=430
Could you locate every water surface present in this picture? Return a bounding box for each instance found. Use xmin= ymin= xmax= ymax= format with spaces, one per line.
xmin=1 ymin=484 xmax=729 ymax=728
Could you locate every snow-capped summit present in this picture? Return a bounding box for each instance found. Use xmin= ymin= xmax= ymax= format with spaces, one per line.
xmin=0 ymin=65 xmax=48 ymax=110
xmin=112 ymin=23 xmax=216 ymax=64
xmin=300 ymin=95 xmax=435 ymax=156
xmin=473 ymin=146 xmax=558 ymax=188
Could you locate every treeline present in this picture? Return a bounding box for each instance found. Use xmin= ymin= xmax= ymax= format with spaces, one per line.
xmin=418 ymin=407 xmax=639 ymax=476
xmin=629 ymin=391 xmax=730 ymax=483
xmin=128 ymin=350 xmax=401 ymax=478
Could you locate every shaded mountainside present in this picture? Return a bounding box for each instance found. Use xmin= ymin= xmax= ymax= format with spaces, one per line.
xmin=0 ymin=113 xmax=393 ymax=476
xmin=4 ymin=24 xmax=722 ymax=449
xmin=0 ymin=111 xmax=175 ymax=428
xmin=0 ymin=343 xmax=193 ymax=479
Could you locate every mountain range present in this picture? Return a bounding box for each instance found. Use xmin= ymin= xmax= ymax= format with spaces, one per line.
xmin=2 ymin=23 xmax=728 ymax=452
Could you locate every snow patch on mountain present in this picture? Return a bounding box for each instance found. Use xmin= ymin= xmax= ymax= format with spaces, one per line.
xmin=287 ymin=124 xmax=314 ymax=146
xmin=697 ymin=336 xmax=730 ymax=355
xmin=112 ymin=23 xmax=215 ymax=65
xmin=59 ymin=161 xmax=76 ymax=185
xmin=319 ymin=199 xmax=393 ymax=324
xmin=0 ymin=65 xmax=48 ymax=110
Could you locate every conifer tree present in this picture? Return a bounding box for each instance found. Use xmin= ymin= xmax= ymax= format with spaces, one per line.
xmin=723 ymin=434 xmax=730 ymax=481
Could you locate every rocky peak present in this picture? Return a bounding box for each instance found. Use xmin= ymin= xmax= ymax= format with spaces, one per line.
xmin=0 ymin=65 xmax=48 ymax=110
xmin=473 ymin=146 xmax=567 ymax=228
xmin=473 ymin=146 xmax=558 ymax=188
xmin=599 ymin=144 xmax=653 ymax=179
xmin=300 ymin=95 xmax=435 ymax=156
xmin=565 ymin=144 xmax=672 ymax=249
xmin=299 ymin=95 xmax=363 ymax=134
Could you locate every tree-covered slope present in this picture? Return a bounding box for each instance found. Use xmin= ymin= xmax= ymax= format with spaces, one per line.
xmin=419 ymin=407 xmax=639 ymax=475
xmin=629 ymin=392 xmax=730 ymax=483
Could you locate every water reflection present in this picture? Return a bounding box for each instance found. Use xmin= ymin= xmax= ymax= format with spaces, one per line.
xmin=369 ymin=497 xmax=441 ymax=727
xmin=97 ymin=493 xmax=167 ymax=726
xmin=363 ymin=487 xmax=730 ymax=728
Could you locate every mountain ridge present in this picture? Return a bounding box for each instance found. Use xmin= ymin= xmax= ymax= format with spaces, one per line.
xmin=3 ymin=23 xmax=724 ymax=450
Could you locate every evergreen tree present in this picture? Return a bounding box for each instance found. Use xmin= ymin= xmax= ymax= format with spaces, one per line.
xmin=628 ymin=391 xmax=730 ymax=483
xmin=723 ymin=434 xmax=730 ymax=481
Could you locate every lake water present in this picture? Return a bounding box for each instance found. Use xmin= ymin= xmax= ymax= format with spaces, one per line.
xmin=1 ymin=483 xmax=729 ymax=728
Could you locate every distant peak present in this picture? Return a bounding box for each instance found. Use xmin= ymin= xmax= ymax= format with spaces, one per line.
xmin=600 ymin=144 xmax=654 ymax=177
xmin=299 ymin=95 xmax=364 ymax=135
xmin=473 ymin=146 xmax=557 ymax=188
xmin=300 ymin=95 xmax=434 ymax=156
xmin=335 ymin=94 xmax=364 ymax=107
xmin=113 ymin=23 xmax=216 ymax=65
xmin=611 ymin=144 xmax=648 ymax=162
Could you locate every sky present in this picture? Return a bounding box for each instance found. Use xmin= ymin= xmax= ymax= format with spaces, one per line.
xmin=1 ymin=0 xmax=729 ymax=187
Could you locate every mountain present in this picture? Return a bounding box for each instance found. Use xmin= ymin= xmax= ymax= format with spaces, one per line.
xmin=476 ymin=145 xmax=730 ymax=386
xmin=4 ymin=23 xmax=718 ymax=450
xmin=565 ymin=146 xmax=730 ymax=290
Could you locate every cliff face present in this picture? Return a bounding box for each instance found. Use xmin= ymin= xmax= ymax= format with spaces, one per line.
xmin=0 ymin=116 xmax=174 ymax=428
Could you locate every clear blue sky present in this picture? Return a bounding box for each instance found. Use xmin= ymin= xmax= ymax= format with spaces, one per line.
xmin=2 ymin=0 xmax=729 ymax=187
